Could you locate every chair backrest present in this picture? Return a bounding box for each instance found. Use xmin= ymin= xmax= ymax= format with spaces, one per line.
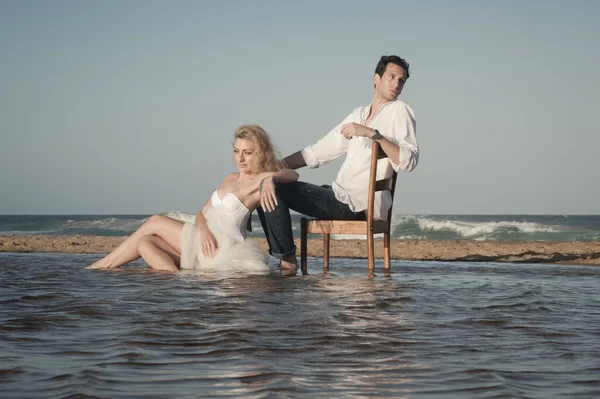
xmin=366 ymin=142 xmax=399 ymax=227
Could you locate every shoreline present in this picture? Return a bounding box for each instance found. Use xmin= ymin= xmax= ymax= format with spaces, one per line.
xmin=1 ymin=235 xmax=599 ymax=266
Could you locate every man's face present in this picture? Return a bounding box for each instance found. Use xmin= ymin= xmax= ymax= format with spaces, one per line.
xmin=374 ymin=63 xmax=407 ymax=101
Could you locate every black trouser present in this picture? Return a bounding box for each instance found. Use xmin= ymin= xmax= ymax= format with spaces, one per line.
xmin=257 ymin=181 xmax=365 ymax=259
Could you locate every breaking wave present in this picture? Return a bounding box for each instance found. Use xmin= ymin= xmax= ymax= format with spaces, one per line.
xmin=1 ymin=214 xmax=598 ymax=242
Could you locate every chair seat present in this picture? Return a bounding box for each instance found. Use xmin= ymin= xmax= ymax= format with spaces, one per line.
xmin=305 ymin=219 xmax=391 ymax=235
xmin=300 ymin=142 xmax=398 ymax=272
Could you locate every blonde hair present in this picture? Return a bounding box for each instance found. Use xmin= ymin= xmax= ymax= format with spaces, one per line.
xmin=233 ymin=124 xmax=282 ymax=174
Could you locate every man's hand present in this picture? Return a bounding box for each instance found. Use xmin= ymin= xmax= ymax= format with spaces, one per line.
xmin=260 ymin=176 xmax=278 ymax=212
xmin=340 ymin=122 xmax=374 ymax=140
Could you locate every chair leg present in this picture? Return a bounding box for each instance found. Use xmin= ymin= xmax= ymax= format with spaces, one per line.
xmin=367 ymin=231 xmax=374 ymax=270
xmin=323 ymin=233 xmax=330 ymax=270
xmin=383 ymin=232 xmax=391 ymax=270
xmin=300 ymin=218 xmax=308 ymax=274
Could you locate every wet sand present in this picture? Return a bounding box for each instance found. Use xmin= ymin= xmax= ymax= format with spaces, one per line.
xmin=1 ymin=235 xmax=599 ymax=266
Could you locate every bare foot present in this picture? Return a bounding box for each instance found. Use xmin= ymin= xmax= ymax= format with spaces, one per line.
xmin=85 ymin=262 xmax=105 ymax=270
xmin=279 ymin=256 xmax=298 ymax=276
xmin=280 ymin=267 xmax=298 ymax=276
xmin=85 ymin=260 xmax=112 ymax=269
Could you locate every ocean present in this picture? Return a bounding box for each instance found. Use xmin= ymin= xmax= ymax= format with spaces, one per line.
xmin=1 ymin=214 xmax=600 ymax=242
xmin=1 ymin=253 xmax=599 ymax=398
xmin=2 ymin=216 xmax=599 ymax=397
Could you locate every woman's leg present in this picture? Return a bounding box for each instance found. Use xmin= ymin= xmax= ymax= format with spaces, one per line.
xmin=137 ymin=234 xmax=181 ymax=272
xmin=86 ymin=215 xmax=184 ymax=269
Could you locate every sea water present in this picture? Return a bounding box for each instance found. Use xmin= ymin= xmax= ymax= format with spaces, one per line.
xmin=1 ymin=253 xmax=599 ymax=398
xmin=1 ymin=214 xmax=600 ymax=242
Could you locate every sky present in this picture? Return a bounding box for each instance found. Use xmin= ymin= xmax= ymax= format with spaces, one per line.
xmin=1 ymin=0 xmax=599 ymax=215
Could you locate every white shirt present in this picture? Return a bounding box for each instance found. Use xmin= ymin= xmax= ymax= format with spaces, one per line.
xmin=300 ymin=100 xmax=418 ymax=220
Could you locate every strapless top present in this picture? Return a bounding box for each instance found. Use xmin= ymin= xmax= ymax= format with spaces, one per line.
xmin=208 ymin=190 xmax=251 ymax=239
xmin=179 ymin=190 xmax=266 ymax=273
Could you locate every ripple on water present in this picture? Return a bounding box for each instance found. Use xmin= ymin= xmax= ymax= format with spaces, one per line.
xmin=0 ymin=253 xmax=599 ymax=398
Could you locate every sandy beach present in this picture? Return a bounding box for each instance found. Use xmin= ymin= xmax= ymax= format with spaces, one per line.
xmin=1 ymin=235 xmax=599 ymax=266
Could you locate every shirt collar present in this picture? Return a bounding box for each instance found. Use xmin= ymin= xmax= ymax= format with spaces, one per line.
xmin=362 ymin=100 xmax=395 ymax=121
xmin=361 ymin=102 xmax=373 ymax=120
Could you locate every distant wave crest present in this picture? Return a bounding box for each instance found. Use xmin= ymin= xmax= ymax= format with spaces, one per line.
xmin=390 ymin=215 xmax=594 ymax=242
xmin=1 ymin=214 xmax=598 ymax=242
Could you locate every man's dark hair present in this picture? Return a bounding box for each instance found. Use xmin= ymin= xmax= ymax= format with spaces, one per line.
xmin=375 ymin=55 xmax=410 ymax=79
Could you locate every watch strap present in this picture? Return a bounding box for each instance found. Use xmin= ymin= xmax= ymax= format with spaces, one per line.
xmin=372 ymin=129 xmax=384 ymax=141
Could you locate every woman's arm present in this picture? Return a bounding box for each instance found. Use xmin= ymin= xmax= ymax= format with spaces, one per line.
xmin=259 ymin=169 xmax=299 ymax=212
xmin=195 ymin=173 xmax=236 ymax=258
xmin=194 ymin=197 xmax=212 ymax=230
xmin=194 ymin=196 xmax=219 ymax=258
xmin=261 ymin=169 xmax=299 ymax=185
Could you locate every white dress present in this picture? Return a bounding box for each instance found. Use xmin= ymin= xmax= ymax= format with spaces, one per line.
xmin=178 ymin=190 xmax=269 ymax=274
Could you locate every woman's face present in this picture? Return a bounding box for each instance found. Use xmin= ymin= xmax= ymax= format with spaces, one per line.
xmin=233 ymin=138 xmax=258 ymax=174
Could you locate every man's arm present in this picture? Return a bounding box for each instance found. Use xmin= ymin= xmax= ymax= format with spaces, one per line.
xmin=340 ymin=123 xmax=400 ymax=162
xmin=370 ymin=130 xmax=400 ymax=162
xmin=282 ymin=151 xmax=307 ymax=170
xmin=282 ymin=111 xmax=356 ymax=170
xmin=388 ymin=102 xmax=418 ymax=171
xmin=340 ymin=103 xmax=418 ymax=171
xmin=283 ymin=126 xmax=349 ymax=170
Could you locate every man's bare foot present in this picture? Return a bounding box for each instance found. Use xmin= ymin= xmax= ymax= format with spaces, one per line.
xmin=280 ymin=256 xmax=297 ymax=269
xmin=280 ymin=267 xmax=298 ymax=276
xmin=279 ymin=256 xmax=298 ymax=276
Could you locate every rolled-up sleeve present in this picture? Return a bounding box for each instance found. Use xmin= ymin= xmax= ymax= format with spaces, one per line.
xmin=300 ymin=113 xmax=354 ymax=169
xmin=390 ymin=103 xmax=419 ymax=172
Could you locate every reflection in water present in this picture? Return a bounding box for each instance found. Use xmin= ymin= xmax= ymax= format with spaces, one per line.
xmin=1 ymin=253 xmax=599 ymax=398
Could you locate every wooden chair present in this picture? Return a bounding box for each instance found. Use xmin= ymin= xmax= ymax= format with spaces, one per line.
xmin=300 ymin=142 xmax=398 ymax=272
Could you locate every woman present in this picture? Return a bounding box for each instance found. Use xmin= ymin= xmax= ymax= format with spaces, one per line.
xmin=86 ymin=125 xmax=298 ymax=273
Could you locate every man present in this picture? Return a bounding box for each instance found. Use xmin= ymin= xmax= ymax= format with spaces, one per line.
xmin=258 ymin=55 xmax=419 ymax=271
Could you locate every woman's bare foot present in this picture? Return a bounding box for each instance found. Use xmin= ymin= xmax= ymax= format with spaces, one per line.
xmin=85 ymin=260 xmax=113 ymax=269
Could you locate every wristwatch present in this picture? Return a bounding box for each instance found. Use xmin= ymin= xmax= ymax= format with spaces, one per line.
xmin=371 ymin=129 xmax=384 ymax=141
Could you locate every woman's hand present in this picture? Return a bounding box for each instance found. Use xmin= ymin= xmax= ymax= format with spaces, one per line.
xmin=199 ymin=227 xmax=218 ymax=258
xmin=260 ymin=176 xmax=278 ymax=212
